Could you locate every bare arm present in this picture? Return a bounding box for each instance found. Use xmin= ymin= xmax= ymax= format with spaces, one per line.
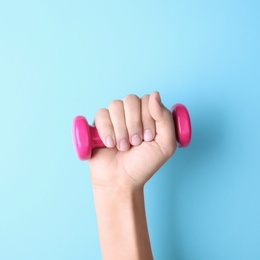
xmin=93 ymin=187 xmax=152 ymax=260
xmin=88 ymin=92 xmax=176 ymax=260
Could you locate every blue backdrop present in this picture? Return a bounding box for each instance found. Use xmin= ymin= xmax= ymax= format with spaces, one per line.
xmin=0 ymin=1 xmax=259 ymax=259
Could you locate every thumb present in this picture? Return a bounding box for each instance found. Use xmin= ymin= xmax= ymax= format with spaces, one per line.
xmin=148 ymin=91 xmax=176 ymax=157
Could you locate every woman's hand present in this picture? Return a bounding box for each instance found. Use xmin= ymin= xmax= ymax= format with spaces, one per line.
xmin=89 ymin=91 xmax=177 ymax=191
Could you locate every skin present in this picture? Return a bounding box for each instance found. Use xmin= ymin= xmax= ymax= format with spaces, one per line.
xmin=88 ymin=91 xmax=177 ymax=260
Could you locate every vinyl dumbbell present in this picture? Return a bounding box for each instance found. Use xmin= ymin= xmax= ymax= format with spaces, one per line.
xmin=72 ymin=104 xmax=191 ymax=160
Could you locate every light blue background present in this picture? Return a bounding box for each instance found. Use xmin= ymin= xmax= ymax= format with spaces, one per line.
xmin=0 ymin=1 xmax=260 ymax=259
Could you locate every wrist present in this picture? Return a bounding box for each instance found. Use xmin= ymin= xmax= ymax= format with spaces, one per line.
xmin=92 ymin=184 xmax=144 ymax=206
xmin=90 ymin=168 xmax=146 ymax=194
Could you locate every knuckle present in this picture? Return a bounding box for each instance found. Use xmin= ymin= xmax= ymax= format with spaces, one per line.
xmin=124 ymin=94 xmax=140 ymax=105
xmin=95 ymin=108 xmax=107 ymax=122
xmin=108 ymin=100 xmax=123 ymax=111
xmin=141 ymin=94 xmax=150 ymax=102
xmin=95 ymin=108 xmax=107 ymax=117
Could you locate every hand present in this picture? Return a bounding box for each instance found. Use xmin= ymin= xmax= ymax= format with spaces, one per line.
xmin=88 ymin=91 xmax=177 ymax=191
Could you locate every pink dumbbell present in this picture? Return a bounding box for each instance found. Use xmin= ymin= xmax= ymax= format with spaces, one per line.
xmin=72 ymin=104 xmax=192 ymax=160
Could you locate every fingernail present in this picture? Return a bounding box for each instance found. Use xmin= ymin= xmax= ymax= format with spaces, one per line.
xmin=131 ymin=134 xmax=141 ymax=146
xmin=106 ymin=135 xmax=114 ymax=148
xmin=119 ymin=139 xmax=129 ymax=151
xmin=144 ymin=129 xmax=153 ymax=141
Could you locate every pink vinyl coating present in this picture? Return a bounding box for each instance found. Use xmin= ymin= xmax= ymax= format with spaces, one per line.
xmin=171 ymin=104 xmax=192 ymax=148
xmin=72 ymin=116 xmax=92 ymax=160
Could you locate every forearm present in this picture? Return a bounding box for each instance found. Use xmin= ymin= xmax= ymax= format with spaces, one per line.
xmin=92 ymin=186 xmax=153 ymax=260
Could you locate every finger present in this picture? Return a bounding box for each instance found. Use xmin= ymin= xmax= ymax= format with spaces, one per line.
xmin=123 ymin=94 xmax=142 ymax=146
xmin=94 ymin=108 xmax=115 ymax=148
xmin=141 ymin=94 xmax=155 ymax=142
xmin=148 ymin=91 xmax=177 ymax=157
xmin=108 ymin=100 xmax=130 ymax=151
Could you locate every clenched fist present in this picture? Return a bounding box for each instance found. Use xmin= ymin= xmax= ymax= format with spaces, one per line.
xmin=89 ymin=91 xmax=177 ymax=191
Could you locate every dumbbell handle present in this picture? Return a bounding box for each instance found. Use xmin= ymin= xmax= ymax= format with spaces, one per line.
xmin=72 ymin=104 xmax=191 ymax=160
